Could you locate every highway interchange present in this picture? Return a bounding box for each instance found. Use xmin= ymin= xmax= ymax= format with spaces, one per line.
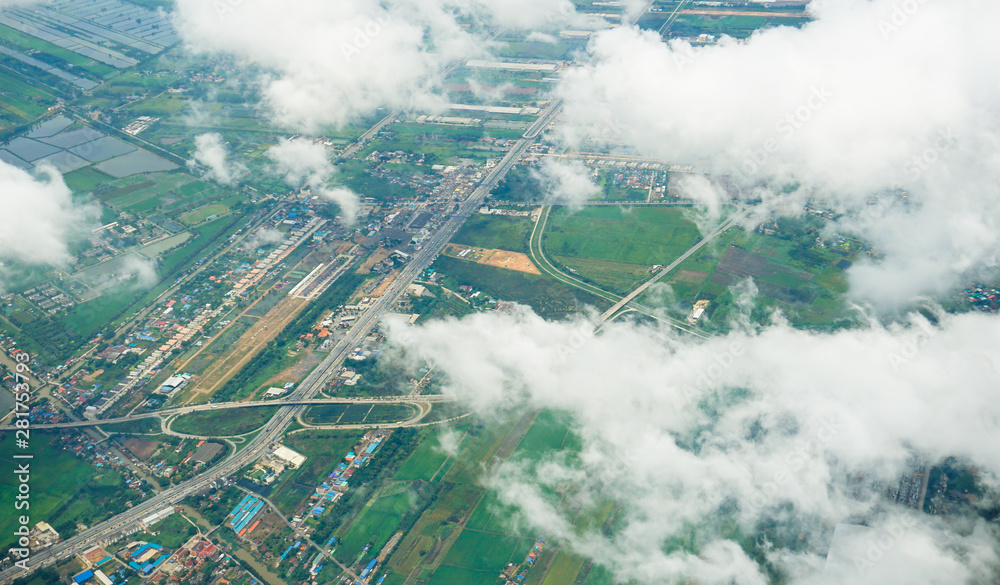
xmin=0 ymin=4 xmax=675 ymax=578
xmin=0 ymin=100 xmax=563 ymax=584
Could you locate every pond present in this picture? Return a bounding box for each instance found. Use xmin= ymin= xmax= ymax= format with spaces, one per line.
xmin=4 ymin=137 xmax=60 ymax=162
xmin=26 ymin=115 xmax=74 ymax=138
xmin=70 ymin=136 xmax=137 ymax=162
xmin=39 ymin=126 xmax=105 ymax=149
xmin=95 ymin=149 xmax=179 ymax=177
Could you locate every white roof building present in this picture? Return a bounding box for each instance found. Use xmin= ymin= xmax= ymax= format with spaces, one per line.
xmin=272 ymin=445 xmax=306 ymax=468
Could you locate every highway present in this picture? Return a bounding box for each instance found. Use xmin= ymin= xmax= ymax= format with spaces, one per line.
xmin=0 ymin=99 xmax=563 ymax=584
xmin=337 ymin=110 xmax=398 ymax=160
xmin=0 ymin=396 xmax=452 ymax=431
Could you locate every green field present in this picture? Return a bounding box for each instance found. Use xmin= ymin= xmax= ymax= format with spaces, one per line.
xmin=0 ymin=433 xmax=95 ymax=551
xmin=393 ymin=426 xmax=464 ymax=482
xmin=551 ymin=255 xmax=651 ymax=297
xmin=672 ymin=13 xmax=808 ymax=39
xmin=541 ymin=551 xmax=587 ymax=585
xmin=303 ymin=403 xmax=418 ymax=425
xmin=0 ymin=23 xmax=116 ymax=78
xmin=0 ymin=69 xmax=58 ymax=131
xmin=171 ymin=406 xmax=279 ymax=436
xmin=543 ymin=206 xmax=702 ymax=266
xmin=0 ymin=432 xmax=145 ymax=551
xmin=425 ymin=565 xmax=498 ymax=585
xmin=62 ymin=167 xmax=115 ymax=192
xmin=440 ymin=529 xmax=533 ymax=571
xmin=465 ymin=491 xmax=531 ymax=536
xmin=434 ymin=256 xmax=607 ymax=319
xmin=634 ymin=214 xmax=858 ymax=327
xmin=336 ymin=483 xmax=414 ymax=561
xmin=510 ymin=410 xmax=576 ymax=459
xmin=303 ymin=404 xmax=349 ymax=424
xmin=178 ymin=203 xmax=230 ymax=225
xmin=452 ymin=214 xmax=534 ymax=254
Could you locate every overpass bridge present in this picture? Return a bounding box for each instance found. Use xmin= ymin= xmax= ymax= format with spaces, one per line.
xmin=0 ymin=396 xmax=452 ymax=431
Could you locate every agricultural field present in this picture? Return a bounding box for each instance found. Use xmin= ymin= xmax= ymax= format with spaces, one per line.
xmin=0 ymin=69 xmax=59 ymax=133
xmin=0 ymin=432 xmax=96 ymax=551
xmin=302 ymin=403 xmax=418 ymax=426
xmin=639 ymin=214 xmax=862 ymax=328
xmin=393 ymin=425 xmax=465 ymax=483
xmin=670 ymin=12 xmax=810 ymax=39
xmin=0 ymin=432 xmax=147 ymax=552
xmin=379 ymin=412 xmax=592 ymax=585
xmin=335 ymin=482 xmax=417 ymax=561
xmin=431 ymin=530 xmax=534 ymax=578
xmin=364 ymin=123 xmax=523 ymax=164
xmin=170 ymin=406 xmax=280 ymax=437
xmin=452 ymin=214 xmax=534 ymax=254
xmin=543 ymin=206 xmax=703 ymax=268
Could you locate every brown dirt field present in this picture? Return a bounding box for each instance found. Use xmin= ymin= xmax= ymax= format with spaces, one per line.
xmin=672 ymin=270 xmax=708 ymax=284
xmin=123 ymin=438 xmax=159 ymax=460
xmin=481 ymin=249 xmax=541 ymax=275
xmin=82 ymin=369 xmax=104 ymax=383
xmin=184 ymin=296 xmax=310 ymax=403
xmin=371 ymin=270 xmax=400 ymax=296
xmin=443 ymin=243 xmax=486 ymax=261
xmin=249 ymin=512 xmax=285 ymax=539
xmin=329 ymin=240 xmax=355 ymax=254
xmin=252 ymin=350 xmax=322 ymax=400
xmin=445 ymin=244 xmax=540 ymax=275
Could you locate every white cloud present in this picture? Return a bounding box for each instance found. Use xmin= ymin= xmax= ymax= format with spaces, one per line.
xmin=118 ymin=254 xmax=159 ymax=290
xmin=389 ymin=307 xmax=1000 ymax=584
xmin=317 ymin=186 xmax=361 ymax=225
xmin=435 ymin=427 xmax=463 ymax=458
xmin=532 ymin=158 xmax=599 ymax=207
xmin=172 ymin=0 xmax=614 ymax=132
xmin=525 ymin=31 xmax=558 ymax=44
xmin=173 ymin=0 xmax=480 ymax=132
xmin=187 ymin=132 xmax=245 ymax=185
xmin=266 ymin=138 xmax=360 ymax=224
xmin=470 ymin=0 xmax=603 ymax=31
xmin=555 ymin=0 xmax=1000 ymax=308
xmin=241 ymin=228 xmax=284 ymax=253
xmin=0 ymin=161 xmax=98 ymax=280
xmin=673 ymin=173 xmax=727 ymax=235
xmin=266 ymin=138 xmax=335 ymax=186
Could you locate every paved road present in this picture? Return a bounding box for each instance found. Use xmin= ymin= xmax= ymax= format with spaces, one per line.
xmin=0 ymin=100 xmax=563 ymax=584
xmin=597 ymin=208 xmax=749 ymax=323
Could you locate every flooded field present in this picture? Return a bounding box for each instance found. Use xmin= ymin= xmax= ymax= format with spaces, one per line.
xmin=96 ymin=149 xmax=180 ymax=177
